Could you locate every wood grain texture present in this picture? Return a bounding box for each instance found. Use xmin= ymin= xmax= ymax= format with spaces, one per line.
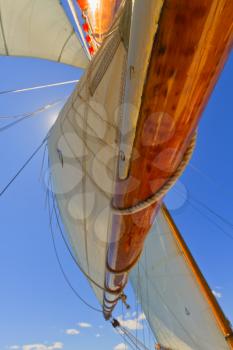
xmin=103 ymin=0 xmax=233 ymax=319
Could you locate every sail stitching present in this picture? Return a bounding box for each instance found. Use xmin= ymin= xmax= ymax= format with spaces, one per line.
xmin=58 ymin=29 xmax=75 ymax=62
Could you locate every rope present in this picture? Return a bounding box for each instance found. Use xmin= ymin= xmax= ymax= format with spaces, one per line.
xmin=111 ymin=131 xmax=197 ymax=215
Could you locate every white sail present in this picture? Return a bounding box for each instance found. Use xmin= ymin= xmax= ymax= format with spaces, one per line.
xmin=130 ymin=209 xmax=230 ymax=350
xmin=47 ymin=4 xmax=129 ymax=304
xmin=0 ymin=0 xmax=88 ymax=68
xmin=47 ymin=0 xmax=164 ymax=306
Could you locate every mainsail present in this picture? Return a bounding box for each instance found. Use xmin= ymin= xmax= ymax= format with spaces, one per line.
xmin=130 ymin=207 xmax=233 ymax=350
xmin=0 ymin=0 xmax=88 ymax=68
xmin=47 ymin=2 xmax=131 ymax=304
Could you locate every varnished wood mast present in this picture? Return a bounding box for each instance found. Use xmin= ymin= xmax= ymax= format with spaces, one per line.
xmin=103 ymin=0 xmax=233 ymax=319
xmin=162 ymin=206 xmax=233 ymax=349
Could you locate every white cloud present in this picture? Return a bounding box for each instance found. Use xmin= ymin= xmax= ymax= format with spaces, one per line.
xmin=95 ymin=334 xmax=101 ymax=338
xmin=10 ymin=346 xmax=20 ymax=350
xmin=77 ymin=322 xmax=92 ymax=328
xmin=22 ymin=342 xmax=63 ymax=350
xmin=212 ymin=290 xmax=222 ymax=299
xmin=117 ymin=312 xmax=146 ymax=331
xmin=138 ymin=313 xmax=146 ymax=321
xmin=65 ymin=329 xmax=80 ymax=335
xmin=114 ymin=343 xmax=128 ymax=350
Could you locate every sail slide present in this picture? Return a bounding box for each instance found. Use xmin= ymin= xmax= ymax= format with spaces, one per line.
xmin=130 ymin=207 xmax=233 ymax=350
xmin=0 ymin=0 xmax=88 ymax=68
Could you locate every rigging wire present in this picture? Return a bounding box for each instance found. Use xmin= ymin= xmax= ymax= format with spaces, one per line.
xmin=173 ymin=182 xmax=233 ymax=230
xmin=0 ymin=79 xmax=79 ymax=96
xmin=0 ymin=137 xmax=47 ymax=197
xmin=0 ymin=99 xmax=65 ymax=132
xmin=121 ymin=298 xmax=127 ymax=350
xmin=0 ymin=99 xmax=64 ymax=120
xmin=119 ymin=326 xmax=150 ymax=350
xmin=172 ymin=187 xmax=233 ymax=241
xmin=47 ymin=187 xmax=102 ymax=314
xmin=49 ymin=183 xmax=107 ymax=292
xmin=115 ymin=327 xmax=137 ymax=350
xmin=0 ymin=129 xmax=102 ymax=313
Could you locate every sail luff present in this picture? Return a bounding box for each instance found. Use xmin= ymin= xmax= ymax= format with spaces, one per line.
xmin=162 ymin=206 xmax=233 ymax=349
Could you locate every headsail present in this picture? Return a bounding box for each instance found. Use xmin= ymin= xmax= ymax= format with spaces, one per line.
xmin=130 ymin=207 xmax=233 ymax=350
xmin=0 ymin=0 xmax=88 ymax=68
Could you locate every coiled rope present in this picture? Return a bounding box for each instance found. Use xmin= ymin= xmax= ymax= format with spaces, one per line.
xmin=111 ymin=131 xmax=197 ymax=215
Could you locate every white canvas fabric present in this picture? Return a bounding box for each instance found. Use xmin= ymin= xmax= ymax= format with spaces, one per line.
xmin=0 ymin=0 xmax=88 ymax=68
xmin=130 ymin=209 xmax=230 ymax=350
xmin=47 ymin=0 xmax=165 ymax=307
xmin=48 ymin=17 xmax=128 ymax=303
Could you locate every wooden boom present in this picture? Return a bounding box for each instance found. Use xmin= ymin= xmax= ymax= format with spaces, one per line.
xmin=103 ymin=0 xmax=233 ymax=319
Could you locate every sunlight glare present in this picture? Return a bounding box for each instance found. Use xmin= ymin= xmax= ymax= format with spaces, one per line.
xmin=88 ymin=0 xmax=99 ymax=14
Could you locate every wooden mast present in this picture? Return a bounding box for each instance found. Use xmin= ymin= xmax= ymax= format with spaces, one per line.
xmin=103 ymin=0 xmax=233 ymax=319
xmin=162 ymin=206 xmax=233 ymax=349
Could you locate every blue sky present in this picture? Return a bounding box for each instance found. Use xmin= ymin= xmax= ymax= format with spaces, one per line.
xmin=0 ymin=40 xmax=232 ymax=350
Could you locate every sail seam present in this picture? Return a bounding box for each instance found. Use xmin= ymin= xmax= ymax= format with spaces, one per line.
xmin=89 ymin=32 xmax=121 ymax=95
xmin=57 ymin=29 xmax=75 ymax=63
xmin=0 ymin=5 xmax=8 ymax=55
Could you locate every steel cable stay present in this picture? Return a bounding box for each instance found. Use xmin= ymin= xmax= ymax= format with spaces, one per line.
xmin=0 ymin=133 xmax=102 ymax=314
xmin=111 ymin=313 xmax=152 ymax=350
xmin=0 ymin=99 xmax=65 ymax=133
xmin=0 ymin=136 xmax=48 ymax=197
xmin=47 ymin=187 xmax=102 ymax=314
xmin=173 ymin=182 xmax=233 ymax=229
xmin=49 ymin=186 xmax=109 ymax=293
xmin=171 ymin=187 xmax=233 ymax=241
xmin=188 ymin=162 xmax=233 ymax=202
xmin=115 ymin=327 xmax=138 ymax=350
xmin=0 ymin=79 xmax=79 ymax=96
xmin=0 ymin=98 xmax=65 ymax=120
xmin=116 ymin=323 xmax=151 ymax=350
